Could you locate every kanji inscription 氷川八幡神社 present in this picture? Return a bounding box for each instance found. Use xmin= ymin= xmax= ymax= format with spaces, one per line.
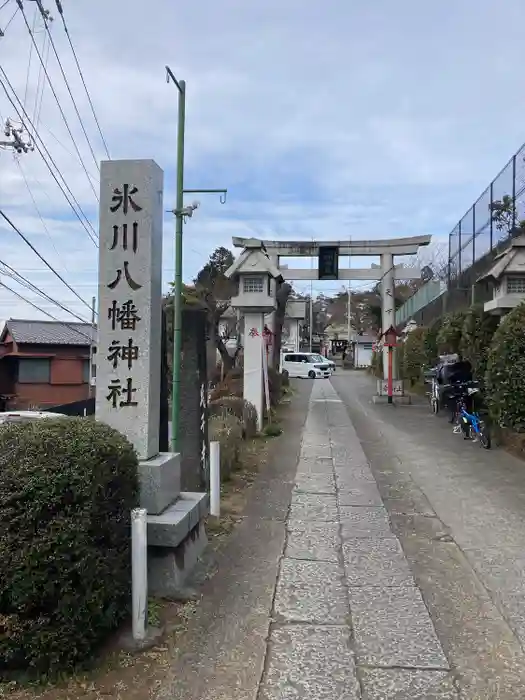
xmin=95 ymin=160 xmax=164 ymax=461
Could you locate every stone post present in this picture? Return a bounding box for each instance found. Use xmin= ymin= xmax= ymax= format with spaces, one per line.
xmin=243 ymin=311 xmax=264 ymax=431
xmin=96 ymin=159 xmax=181 ymax=514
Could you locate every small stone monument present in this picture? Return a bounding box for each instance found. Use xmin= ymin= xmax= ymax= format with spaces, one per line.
xmin=97 ymin=159 xmax=208 ymax=596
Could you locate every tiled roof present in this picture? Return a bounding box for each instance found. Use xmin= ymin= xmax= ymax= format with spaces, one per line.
xmin=5 ymin=319 xmax=95 ymax=346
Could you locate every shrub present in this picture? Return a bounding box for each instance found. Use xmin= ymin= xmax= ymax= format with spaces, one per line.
xmin=437 ymin=311 xmax=466 ymax=354
xmin=402 ymin=327 xmax=427 ymax=386
xmin=209 ymin=396 xmax=258 ymax=438
xmin=485 ymin=303 xmax=525 ymax=432
xmin=459 ymin=305 xmax=499 ymax=387
xmin=370 ymin=350 xmax=383 ymax=378
xmin=209 ymin=376 xmax=243 ymax=401
xmin=264 ymin=423 xmax=282 ymax=437
xmin=0 ymin=418 xmax=138 ymax=677
xmin=267 ymin=367 xmax=283 ymax=406
xmin=209 ymin=413 xmax=244 ymax=480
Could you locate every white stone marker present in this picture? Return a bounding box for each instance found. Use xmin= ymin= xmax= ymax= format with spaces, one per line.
xmin=96 ymin=160 xmax=163 ymax=461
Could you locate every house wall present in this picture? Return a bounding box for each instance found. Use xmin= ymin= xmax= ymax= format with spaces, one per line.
xmin=355 ymin=343 xmax=373 ymax=367
xmin=4 ymin=344 xmax=91 ymax=410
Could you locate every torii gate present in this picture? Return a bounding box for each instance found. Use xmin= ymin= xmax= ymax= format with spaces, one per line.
xmin=232 ymin=235 xmax=431 ymax=378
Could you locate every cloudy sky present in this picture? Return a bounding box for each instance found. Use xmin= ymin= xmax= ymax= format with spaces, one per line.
xmin=0 ymin=0 xmax=524 ymax=325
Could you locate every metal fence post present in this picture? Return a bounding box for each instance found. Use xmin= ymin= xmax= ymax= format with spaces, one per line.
xmin=472 ymin=206 xmax=476 ymax=263
xmin=458 ymin=221 xmax=462 ymax=276
xmin=131 ymin=508 xmax=148 ymax=642
xmin=210 ymin=441 xmax=221 ymax=517
xmin=512 ymin=154 xmax=517 ymax=231
xmin=489 ymin=181 xmax=494 ymax=250
xmin=447 ymin=232 xmax=452 ymax=287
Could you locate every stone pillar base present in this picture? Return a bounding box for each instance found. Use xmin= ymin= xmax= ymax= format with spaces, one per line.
xmin=148 ymin=521 xmax=208 ymax=597
xmin=138 ymin=452 xmax=181 ymax=515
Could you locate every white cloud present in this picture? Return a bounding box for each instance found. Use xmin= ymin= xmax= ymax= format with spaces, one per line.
xmin=1 ymin=0 xmax=525 ymax=321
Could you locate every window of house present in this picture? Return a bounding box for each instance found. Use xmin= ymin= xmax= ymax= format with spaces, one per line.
xmin=18 ymin=358 xmax=51 ymax=384
xmin=507 ymin=275 xmax=525 ymax=294
xmin=243 ymin=276 xmax=264 ymax=294
xmin=362 ymin=343 xmax=373 ymax=350
xmin=83 ymin=360 xmax=90 ymax=383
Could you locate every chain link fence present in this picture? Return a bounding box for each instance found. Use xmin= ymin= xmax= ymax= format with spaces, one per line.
xmin=448 ymin=143 xmax=525 ymax=287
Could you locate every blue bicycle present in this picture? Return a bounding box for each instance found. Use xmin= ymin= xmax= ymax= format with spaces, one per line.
xmin=451 ymin=384 xmax=491 ymax=449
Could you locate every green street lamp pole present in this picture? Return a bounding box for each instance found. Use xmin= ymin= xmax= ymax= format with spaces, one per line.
xmin=166 ymin=66 xmax=227 ymax=453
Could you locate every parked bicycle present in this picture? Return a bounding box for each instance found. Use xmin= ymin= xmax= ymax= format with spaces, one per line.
xmin=450 ymin=381 xmax=491 ymax=449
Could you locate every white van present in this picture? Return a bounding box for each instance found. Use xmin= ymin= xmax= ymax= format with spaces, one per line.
xmin=281 ymin=352 xmax=331 ymax=379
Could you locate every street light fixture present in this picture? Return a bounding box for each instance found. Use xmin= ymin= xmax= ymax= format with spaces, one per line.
xmin=165 ymin=65 xmax=227 ymax=453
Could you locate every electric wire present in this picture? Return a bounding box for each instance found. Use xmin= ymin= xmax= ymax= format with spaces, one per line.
xmin=53 ymin=0 xmax=110 ymax=160
xmin=0 ymin=281 xmax=94 ymax=343
xmin=16 ymin=0 xmax=99 ymax=201
xmin=22 ymin=2 xmax=37 ymax=111
xmin=0 ymin=0 xmax=11 ymax=11
xmin=14 ymin=156 xmax=66 ymax=268
xmin=34 ymin=1 xmax=100 ymax=171
xmin=30 ymin=27 xmax=49 ymax=139
xmin=0 ymin=256 xmax=90 ymax=323
xmin=0 ymin=208 xmax=93 ymax=313
xmin=0 ymin=65 xmax=98 ymax=245
xmin=1 ymin=4 xmax=18 ymax=33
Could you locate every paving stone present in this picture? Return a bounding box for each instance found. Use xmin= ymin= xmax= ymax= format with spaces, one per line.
xmin=274 ymin=559 xmax=348 ymax=623
xmin=343 ymin=537 xmax=415 ymax=586
xmin=296 ymin=460 xmax=334 ymax=477
xmin=295 ymin=472 xmax=336 ymax=494
xmin=349 ymin=586 xmax=449 ymax=668
xmin=289 ymin=492 xmax=339 ymax=523
xmin=335 ymin=466 xmax=376 ymax=485
xmin=337 ymin=482 xmax=383 ymax=506
xmin=359 ymin=668 xmax=457 ymax=699
xmin=286 ymin=522 xmax=340 ymax=562
xmin=301 ymin=448 xmax=332 ymax=460
xmin=260 ymin=626 xmax=360 ymax=700
xmin=339 ymin=506 xmax=395 ymax=539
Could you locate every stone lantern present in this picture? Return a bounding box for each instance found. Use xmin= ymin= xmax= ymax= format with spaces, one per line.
xmin=225 ymin=239 xmax=283 ymax=428
xmin=478 ymin=236 xmax=525 ymax=316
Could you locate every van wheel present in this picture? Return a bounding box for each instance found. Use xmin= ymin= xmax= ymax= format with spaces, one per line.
xmin=308 ymin=370 xmax=316 ymax=379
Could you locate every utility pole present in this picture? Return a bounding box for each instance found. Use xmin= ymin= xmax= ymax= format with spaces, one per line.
xmin=166 ymin=66 xmax=227 ymax=453
xmin=88 ymin=295 xmax=96 ymax=398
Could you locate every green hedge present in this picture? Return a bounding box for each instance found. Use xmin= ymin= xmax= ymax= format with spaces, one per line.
xmin=459 ymin=306 xmax=499 ymax=389
xmin=0 ymin=418 xmax=138 ymax=677
xmin=485 ymin=303 xmax=525 ymax=432
xmin=437 ymin=311 xmax=466 ymax=354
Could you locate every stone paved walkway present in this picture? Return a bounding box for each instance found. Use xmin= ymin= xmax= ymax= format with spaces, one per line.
xmin=258 ymin=380 xmax=456 ymax=699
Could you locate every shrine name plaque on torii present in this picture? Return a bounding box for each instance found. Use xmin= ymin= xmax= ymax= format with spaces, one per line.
xmin=231 ymin=235 xmax=432 ymax=383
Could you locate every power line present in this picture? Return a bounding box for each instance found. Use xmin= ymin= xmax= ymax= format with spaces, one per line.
xmin=0 ymin=65 xmax=98 ymax=245
xmin=0 ymin=208 xmax=93 ymax=313
xmin=53 ymin=0 xmax=110 ymax=160
xmin=16 ymin=0 xmax=99 ymax=201
xmin=14 ymin=156 xmax=65 ymax=267
xmin=0 ymin=256 xmax=90 ymax=323
xmin=0 ymin=280 xmax=94 ymax=343
xmin=33 ymin=0 xmax=100 ymax=171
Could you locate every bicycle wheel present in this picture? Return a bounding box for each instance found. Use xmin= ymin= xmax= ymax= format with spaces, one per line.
xmin=479 ymin=423 xmax=491 ymax=449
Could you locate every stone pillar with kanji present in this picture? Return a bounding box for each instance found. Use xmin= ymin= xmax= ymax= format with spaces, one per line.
xmin=244 ymin=314 xmax=265 ymax=430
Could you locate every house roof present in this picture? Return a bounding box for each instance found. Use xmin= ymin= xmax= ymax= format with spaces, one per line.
xmin=2 ymin=319 xmax=95 ymax=346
